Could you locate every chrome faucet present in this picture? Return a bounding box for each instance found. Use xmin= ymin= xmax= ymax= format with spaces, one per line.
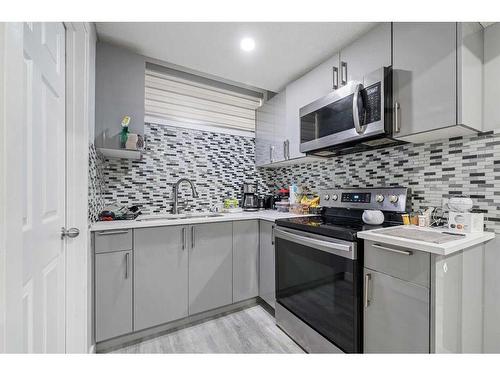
xmin=172 ymin=178 xmax=199 ymax=214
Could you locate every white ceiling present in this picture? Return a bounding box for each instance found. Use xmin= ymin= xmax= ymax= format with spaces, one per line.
xmin=95 ymin=22 xmax=376 ymax=92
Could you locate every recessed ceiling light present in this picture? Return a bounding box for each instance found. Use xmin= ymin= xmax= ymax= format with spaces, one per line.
xmin=240 ymin=37 xmax=255 ymax=52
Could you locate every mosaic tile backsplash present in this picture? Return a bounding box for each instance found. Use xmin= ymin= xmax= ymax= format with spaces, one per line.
xmin=261 ymin=131 xmax=500 ymax=233
xmin=90 ymin=123 xmax=269 ymax=217
xmin=89 ymin=123 xmax=500 ymax=233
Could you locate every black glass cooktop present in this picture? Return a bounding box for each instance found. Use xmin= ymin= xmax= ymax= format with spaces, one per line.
xmin=276 ymin=214 xmax=401 ymax=242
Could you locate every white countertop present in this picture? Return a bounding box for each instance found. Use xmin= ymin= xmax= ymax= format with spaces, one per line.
xmin=358 ymin=225 xmax=495 ymax=256
xmin=90 ymin=210 xmax=312 ymax=232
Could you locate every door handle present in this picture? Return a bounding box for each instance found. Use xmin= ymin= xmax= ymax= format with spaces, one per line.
xmin=372 ymin=243 xmax=412 ymax=256
xmin=332 ymin=66 xmax=339 ymax=89
xmin=125 ymin=252 xmax=130 ymax=279
xmin=364 ymin=273 xmax=371 ymax=308
xmin=341 ymin=61 xmax=347 ymax=85
xmin=393 ymin=101 xmax=401 ymax=133
xmin=61 ymin=227 xmax=80 ymax=239
xmin=352 ymin=83 xmax=367 ymax=135
xmin=191 ymin=226 xmax=195 ymax=249
xmin=182 ymin=227 xmax=186 ymax=250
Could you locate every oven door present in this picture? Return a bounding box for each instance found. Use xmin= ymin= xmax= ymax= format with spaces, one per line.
xmin=299 ymin=67 xmax=389 ymax=154
xmin=275 ymin=227 xmax=362 ymax=353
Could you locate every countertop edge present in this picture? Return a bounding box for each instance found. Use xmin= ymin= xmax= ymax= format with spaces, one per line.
xmin=358 ymin=227 xmax=496 ymax=256
xmin=90 ymin=212 xmax=312 ymax=232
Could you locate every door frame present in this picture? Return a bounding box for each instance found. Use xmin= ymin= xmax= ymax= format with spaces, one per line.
xmin=64 ymin=22 xmax=96 ymax=353
xmin=0 ymin=22 xmax=25 ymax=353
xmin=0 ymin=22 xmax=95 ymax=353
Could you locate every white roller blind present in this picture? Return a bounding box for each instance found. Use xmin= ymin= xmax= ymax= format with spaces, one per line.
xmin=145 ymin=68 xmax=262 ymax=132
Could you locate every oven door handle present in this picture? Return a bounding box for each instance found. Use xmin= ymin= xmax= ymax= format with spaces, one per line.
xmin=274 ymin=228 xmax=354 ymax=258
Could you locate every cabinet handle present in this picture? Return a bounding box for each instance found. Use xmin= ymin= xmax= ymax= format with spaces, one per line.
xmin=393 ymin=101 xmax=401 ymax=133
xmin=364 ymin=273 xmax=371 ymax=308
xmin=283 ymin=141 xmax=287 ymax=160
xmin=372 ymin=243 xmax=412 ymax=256
xmin=96 ymin=230 xmax=129 ymax=236
xmin=341 ymin=61 xmax=347 ymax=85
xmin=182 ymin=227 xmax=186 ymax=250
xmin=286 ymin=140 xmax=290 ymax=160
xmin=332 ymin=66 xmax=339 ymax=90
xmin=269 ymin=145 xmax=273 ymax=163
xmin=125 ymin=252 xmax=129 ymax=279
xmin=191 ymin=226 xmax=195 ymax=249
xmin=271 ymin=225 xmax=275 ymax=245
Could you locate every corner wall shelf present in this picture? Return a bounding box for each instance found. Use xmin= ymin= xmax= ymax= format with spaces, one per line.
xmin=97 ymin=147 xmax=142 ymax=160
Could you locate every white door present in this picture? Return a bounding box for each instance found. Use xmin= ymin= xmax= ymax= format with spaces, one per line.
xmin=21 ymin=22 xmax=66 ymax=353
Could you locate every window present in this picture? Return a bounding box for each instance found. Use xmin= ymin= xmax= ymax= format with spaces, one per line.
xmin=145 ymin=65 xmax=262 ymax=133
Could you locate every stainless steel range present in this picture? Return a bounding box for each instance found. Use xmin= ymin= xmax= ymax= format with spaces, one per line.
xmin=274 ymin=187 xmax=410 ymax=353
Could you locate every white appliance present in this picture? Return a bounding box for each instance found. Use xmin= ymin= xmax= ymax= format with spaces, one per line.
xmin=448 ymin=212 xmax=484 ymax=233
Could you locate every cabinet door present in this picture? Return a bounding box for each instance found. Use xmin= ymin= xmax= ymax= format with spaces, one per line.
xmin=134 ymin=226 xmax=188 ymax=331
xmin=255 ymin=100 xmax=273 ymax=166
xmin=259 ymin=221 xmax=275 ymax=308
xmin=271 ymin=91 xmax=287 ymax=163
xmin=339 ymin=23 xmax=392 ymax=84
xmin=364 ymin=268 xmax=430 ymax=353
xmin=95 ymin=250 xmax=133 ymax=342
xmin=393 ymin=22 xmax=457 ymax=138
xmin=188 ymin=222 xmax=233 ymax=315
xmin=233 ymin=220 xmax=260 ymax=302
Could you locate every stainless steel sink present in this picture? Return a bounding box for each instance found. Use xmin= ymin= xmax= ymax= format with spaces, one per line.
xmin=137 ymin=213 xmax=224 ymax=221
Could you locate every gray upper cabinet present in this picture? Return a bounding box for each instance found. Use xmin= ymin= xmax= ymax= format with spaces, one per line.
xmin=483 ymin=23 xmax=500 ymax=131
xmin=133 ymin=226 xmax=189 ymax=331
xmin=339 ymin=23 xmax=392 ymax=84
xmin=255 ymin=99 xmax=273 ymax=166
xmin=364 ymin=268 xmax=430 ymax=353
xmin=393 ymin=23 xmax=484 ymax=142
xmin=259 ymin=221 xmax=275 ymax=308
xmin=95 ymin=250 xmax=133 ymax=342
xmin=95 ymin=42 xmax=145 ymax=148
xmin=232 ymin=220 xmax=260 ymax=302
xmin=188 ymin=222 xmax=233 ymax=315
xmin=255 ymin=91 xmax=286 ymax=166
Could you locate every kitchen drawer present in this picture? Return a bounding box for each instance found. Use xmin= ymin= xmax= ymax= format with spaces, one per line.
xmin=364 ymin=240 xmax=430 ymax=288
xmin=94 ymin=229 xmax=133 ymax=254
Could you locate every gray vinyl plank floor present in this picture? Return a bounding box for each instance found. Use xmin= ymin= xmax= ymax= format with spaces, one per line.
xmin=111 ymin=305 xmax=305 ymax=354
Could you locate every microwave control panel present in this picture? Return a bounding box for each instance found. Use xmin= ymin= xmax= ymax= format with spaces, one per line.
xmin=363 ymin=82 xmax=381 ymax=125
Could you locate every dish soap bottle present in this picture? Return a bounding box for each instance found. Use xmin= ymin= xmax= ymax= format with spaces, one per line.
xmin=120 ymin=115 xmax=131 ymax=148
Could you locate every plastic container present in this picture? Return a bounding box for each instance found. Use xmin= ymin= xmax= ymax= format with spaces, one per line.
xmin=275 ymin=201 xmax=290 ymax=213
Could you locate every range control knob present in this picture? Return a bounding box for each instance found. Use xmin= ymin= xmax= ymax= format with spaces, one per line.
xmin=332 ymin=194 xmax=339 ymax=201
xmin=389 ymin=195 xmax=399 ymax=204
xmin=375 ymin=194 xmax=385 ymax=203
xmin=324 ymin=194 xmax=330 ymax=201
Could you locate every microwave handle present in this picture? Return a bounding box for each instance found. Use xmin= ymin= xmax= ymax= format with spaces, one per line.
xmin=353 ymin=83 xmax=367 ymax=135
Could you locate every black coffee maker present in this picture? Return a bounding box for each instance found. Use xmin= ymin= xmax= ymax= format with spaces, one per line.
xmin=242 ymin=183 xmax=259 ymax=211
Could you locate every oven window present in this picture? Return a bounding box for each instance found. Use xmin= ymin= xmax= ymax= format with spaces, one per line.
xmin=300 ymin=94 xmax=355 ymax=143
xmin=275 ymin=236 xmax=361 ymax=353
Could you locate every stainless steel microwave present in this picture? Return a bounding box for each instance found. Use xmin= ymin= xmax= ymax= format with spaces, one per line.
xmin=299 ymin=67 xmax=400 ymax=156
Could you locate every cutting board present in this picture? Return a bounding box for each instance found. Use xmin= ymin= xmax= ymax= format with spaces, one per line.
xmin=377 ymin=227 xmax=464 ymax=244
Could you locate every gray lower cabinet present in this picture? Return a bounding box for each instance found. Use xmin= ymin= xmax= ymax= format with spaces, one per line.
xmin=232 ymin=220 xmax=259 ymax=302
xmin=363 ymin=268 xmax=430 ymax=353
xmin=188 ymin=222 xmax=233 ymax=315
xmin=133 ymin=226 xmax=189 ymax=331
xmin=95 ymin=250 xmax=133 ymax=342
xmin=259 ymin=221 xmax=275 ymax=308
